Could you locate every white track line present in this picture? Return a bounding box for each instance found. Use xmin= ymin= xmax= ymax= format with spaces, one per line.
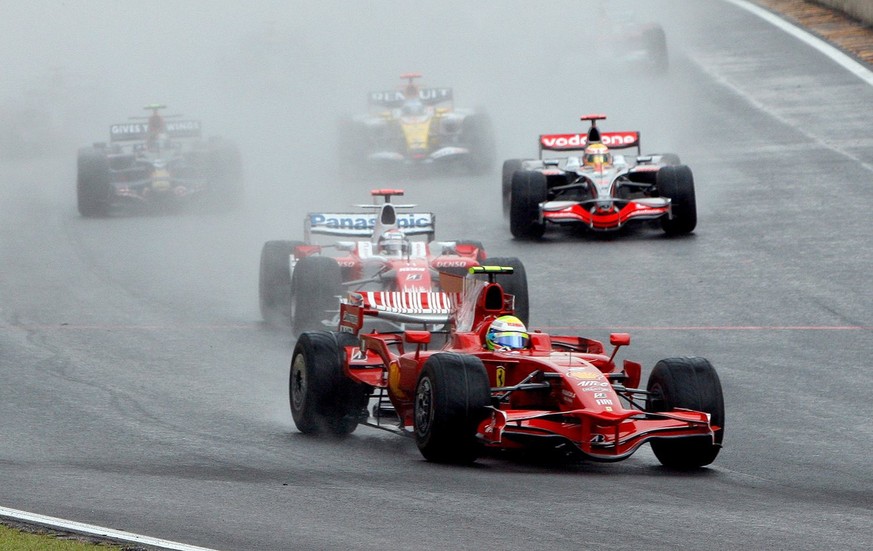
xmin=725 ymin=0 xmax=873 ymax=87
xmin=0 ymin=506 xmax=221 ymax=551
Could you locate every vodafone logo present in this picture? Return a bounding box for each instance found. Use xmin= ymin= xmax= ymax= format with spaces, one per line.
xmin=540 ymin=132 xmax=639 ymax=150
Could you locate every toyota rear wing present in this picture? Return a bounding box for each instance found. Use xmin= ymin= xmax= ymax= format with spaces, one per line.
xmin=305 ymin=211 xmax=435 ymax=240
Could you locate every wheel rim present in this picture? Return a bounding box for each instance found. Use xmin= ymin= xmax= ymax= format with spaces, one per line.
xmin=290 ymin=354 xmax=308 ymax=411
xmin=415 ymin=377 xmax=434 ymax=436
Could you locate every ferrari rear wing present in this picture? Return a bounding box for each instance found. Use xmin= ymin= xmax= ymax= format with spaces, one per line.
xmin=109 ymin=120 xmax=203 ymax=142
xmin=305 ymin=211 xmax=435 ymax=240
xmin=539 ymin=131 xmax=640 ymax=157
xmin=339 ymin=291 xmax=459 ymax=333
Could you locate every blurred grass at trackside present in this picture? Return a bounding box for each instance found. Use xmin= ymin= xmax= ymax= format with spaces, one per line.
xmin=0 ymin=522 xmax=134 ymax=550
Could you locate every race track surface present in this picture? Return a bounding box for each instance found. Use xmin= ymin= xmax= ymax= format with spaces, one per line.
xmin=1 ymin=1 xmax=871 ymax=549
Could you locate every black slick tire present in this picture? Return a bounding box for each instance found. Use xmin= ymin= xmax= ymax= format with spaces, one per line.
xmin=646 ymin=357 xmax=724 ymax=468
xmin=501 ymin=159 xmax=524 ymax=217
xmin=509 ymin=171 xmax=546 ymax=239
xmin=259 ymin=240 xmax=302 ymax=325
xmin=657 ymin=165 xmax=697 ymax=235
xmin=290 ymin=256 xmax=342 ymax=336
xmin=289 ymin=331 xmax=369 ymax=435
xmin=77 ymin=148 xmax=110 ymax=217
xmin=414 ymin=353 xmax=490 ymax=464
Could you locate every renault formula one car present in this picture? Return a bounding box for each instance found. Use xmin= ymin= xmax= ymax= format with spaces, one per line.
xmin=504 ymin=114 xmax=696 ymax=238
xmin=339 ymin=73 xmax=495 ymax=175
xmin=76 ymin=104 xmax=242 ymax=216
xmin=259 ymin=189 xmax=527 ymax=335
xmin=289 ymin=267 xmax=724 ymax=468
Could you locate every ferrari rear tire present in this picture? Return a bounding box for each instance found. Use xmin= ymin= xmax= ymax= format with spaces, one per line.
xmin=289 ymin=331 xmax=369 ymax=435
xmin=259 ymin=240 xmax=302 ymax=325
xmin=77 ymin=148 xmax=111 ymax=217
xmin=646 ymin=357 xmax=724 ymax=468
xmin=657 ymin=165 xmax=697 ymax=235
xmin=509 ymin=171 xmax=546 ymax=239
xmin=482 ymin=256 xmax=529 ymax=326
xmin=502 ymin=159 xmax=524 ymax=217
xmin=290 ymin=256 xmax=342 ymax=336
xmin=414 ymin=353 xmax=490 ymax=464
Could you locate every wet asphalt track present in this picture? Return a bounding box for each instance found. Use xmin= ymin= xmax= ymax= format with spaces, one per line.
xmin=1 ymin=1 xmax=872 ymax=549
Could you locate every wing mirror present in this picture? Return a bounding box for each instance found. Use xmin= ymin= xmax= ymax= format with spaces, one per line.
xmin=607 ymin=332 xmax=631 ymax=364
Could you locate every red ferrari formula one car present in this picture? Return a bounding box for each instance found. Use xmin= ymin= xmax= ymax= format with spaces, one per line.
xmin=289 ymin=267 xmax=724 ymax=468
xmin=259 ymin=189 xmax=528 ymax=335
xmin=504 ymin=114 xmax=696 ymax=238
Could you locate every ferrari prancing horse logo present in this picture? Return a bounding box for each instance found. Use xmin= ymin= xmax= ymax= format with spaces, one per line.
xmin=496 ymin=366 xmax=506 ymax=387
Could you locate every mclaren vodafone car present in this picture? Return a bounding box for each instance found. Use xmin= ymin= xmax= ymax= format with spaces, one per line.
xmin=339 ymin=73 xmax=495 ymax=175
xmin=76 ymin=104 xmax=242 ymax=216
xmin=259 ymin=189 xmax=527 ymax=335
xmin=289 ymin=266 xmax=724 ymax=468
xmin=504 ymin=114 xmax=696 ymax=238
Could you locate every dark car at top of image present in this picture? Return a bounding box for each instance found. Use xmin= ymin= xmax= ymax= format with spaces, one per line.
xmin=503 ymin=114 xmax=696 ymax=239
xmin=76 ymin=104 xmax=242 ymax=217
xmin=338 ymin=73 xmax=495 ymax=176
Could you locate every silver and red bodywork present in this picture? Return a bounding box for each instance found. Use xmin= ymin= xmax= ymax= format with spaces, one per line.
xmin=528 ymin=125 xmax=675 ymax=232
xmin=335 ymin=276 xmax=718 ymax=461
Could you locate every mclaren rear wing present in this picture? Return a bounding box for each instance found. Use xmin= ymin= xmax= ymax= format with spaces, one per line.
xmin=538 ymin=131 xmax=640 ymax=158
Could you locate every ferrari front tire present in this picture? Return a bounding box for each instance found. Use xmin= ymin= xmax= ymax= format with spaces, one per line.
xmin=414 ymin=353 xmax=490 ymax=464
xmin=289 ymin=331 xmax=368 ymax=435
xmin=509 ymin=171 xmax=546 ymax=239
xmin=646 ymin=357 xmax=724 ymax=468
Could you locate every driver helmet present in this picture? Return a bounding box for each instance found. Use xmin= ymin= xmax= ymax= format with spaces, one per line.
xmin=583 ymin=143 xmax=612 ymax=168
xmin=486 ymin=315 xmax=530 ymax=350
xmin=401 ymin=99 xmax=425 ymax=117
xmin=378 ymin=229 xmax=410 ymax=257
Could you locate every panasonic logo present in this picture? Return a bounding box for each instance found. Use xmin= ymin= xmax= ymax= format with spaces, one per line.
xmin=309 ymin=213 xmax=432 ymax=229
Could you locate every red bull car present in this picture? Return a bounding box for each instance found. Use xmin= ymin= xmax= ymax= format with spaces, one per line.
xmin=339 ymin=73 xmax=495 ymax=175
xmin=76 ymin=104 xmax=242 ymax=216
xmin=289 ymin=266 xmax=724 ymax=468
xmin=504 ymin=114 xmax=696 ymax=238
xmin=259 ymin=189 xmax=527 ymax=335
